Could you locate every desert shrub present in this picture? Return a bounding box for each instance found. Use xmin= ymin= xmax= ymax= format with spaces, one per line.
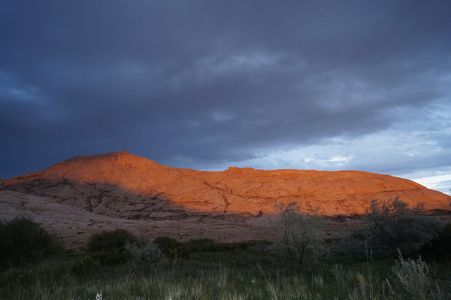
xmin=268 ymin=201 xmax=324 ymax=272
xmin=153 ymin=236 xmax=191 ymax=260
xmin=0 ymin=217 xmax=64 ymax=268
xmin=153 ymin=236 xmax=180 ymax=255
xmin=420 ymin=223 xmax=451 ymax=262
xmin=70 ymin=256 xmax=101 ymax=276
xmin=186 ymin=239 xmax=254 ymax=253
xmin=186 ymin=238 xmax=226 ymax=252
xmin=360 ymin=198 xmax=442 ymax=258
xmin=125 ymin=239 xmax=164 ymax=264
xmin=86 ymin=229 xmax=137 ymax=265
xmin=388 ymin=250 xmax=430 ymax=300
xmin=328 ymin=235 xmax=379 ymax=261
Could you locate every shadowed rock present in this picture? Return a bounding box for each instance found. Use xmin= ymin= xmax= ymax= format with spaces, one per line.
xmin=1 ymin=152 xmax=450 ymax=248
xmin=2 ymin=151 xmax=449 ymax=218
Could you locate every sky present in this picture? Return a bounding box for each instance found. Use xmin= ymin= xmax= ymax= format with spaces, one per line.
xmin=1 ymin=1 xmax=451 ymax=194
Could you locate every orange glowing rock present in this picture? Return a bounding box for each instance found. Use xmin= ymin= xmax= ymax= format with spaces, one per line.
xmin=2 ymin=151 xmax=449 ymax=218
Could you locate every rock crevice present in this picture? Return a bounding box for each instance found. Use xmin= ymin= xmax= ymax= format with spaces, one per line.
xmin=1 ymin=151 xmax=450 ymax=219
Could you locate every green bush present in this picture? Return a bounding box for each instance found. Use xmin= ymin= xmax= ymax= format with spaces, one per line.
xmin=420 ymin=223 xmax=451 ymax=262
xmin=185 ymin=239 xmax=252 ymax=253
xmin=153 ymin=236 xmax=191 ymax=259
xmin=86 ymin=229 xmax=137 ymax=265
xmin=125 ymin=239 xmax=164 ymax=264
xmin=361 ymin=198 xmax=442 ymax=258
xmin=186 ymin=238 xmax=224 ymax=252
xmin=0 ymin=217 xmax=64 ymax=268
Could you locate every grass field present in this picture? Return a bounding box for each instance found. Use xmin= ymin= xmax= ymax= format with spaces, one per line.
xmin=1 ymin=240 xmax=450 ymax=300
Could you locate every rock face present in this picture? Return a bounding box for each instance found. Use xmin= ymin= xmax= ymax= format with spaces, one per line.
xmin=2 ymin=151 xmax=450 ymax=219
xmin=1 ymin=151 xmax=450 ymax=248
xmin=0 ymin=190 xmax=273 ymax=249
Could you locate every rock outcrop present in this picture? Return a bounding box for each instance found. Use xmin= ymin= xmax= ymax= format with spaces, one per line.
xmin=2 ymin=151 xmax=450 ymax=219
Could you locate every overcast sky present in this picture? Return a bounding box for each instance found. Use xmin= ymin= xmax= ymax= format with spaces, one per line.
xmin=1 ymin=1 xmax=450 ymax=194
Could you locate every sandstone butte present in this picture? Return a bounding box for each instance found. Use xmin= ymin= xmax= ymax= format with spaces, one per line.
xmin=1 ymin=151 xmax=450 ymax=220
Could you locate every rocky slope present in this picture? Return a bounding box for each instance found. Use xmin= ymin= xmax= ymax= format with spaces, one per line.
xmin=0 ymin=190 xmax=275 ymax=249
xmin=2 ymin=151 xmax=450 ymax=219
xmin=1 ymin=151 xmax=450 ymax=248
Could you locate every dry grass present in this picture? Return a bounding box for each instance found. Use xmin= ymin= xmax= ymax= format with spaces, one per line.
xmin=1 ymin=252 xmax=450 ymax=300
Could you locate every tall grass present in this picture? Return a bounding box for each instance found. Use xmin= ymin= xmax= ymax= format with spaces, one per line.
xmin=1 ymin=254 xmax=450 ymax=300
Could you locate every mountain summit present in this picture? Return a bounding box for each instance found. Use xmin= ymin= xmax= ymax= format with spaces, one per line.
xmin=2 ymin=151 xmax=449 ymax=219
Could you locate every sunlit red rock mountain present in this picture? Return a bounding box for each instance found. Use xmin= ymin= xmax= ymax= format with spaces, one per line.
xmin=2 ymin=151 xmax=450 ymax=216
xmin=1 ymin=151 xmax=450 ymax=248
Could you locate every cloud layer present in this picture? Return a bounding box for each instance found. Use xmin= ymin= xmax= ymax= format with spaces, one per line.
xmin=1 ymin=1 xmax=451 ymax=193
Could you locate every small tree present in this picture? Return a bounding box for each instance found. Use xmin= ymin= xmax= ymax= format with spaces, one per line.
xmin=268 ymin=201 xmax=324 ymax=271
xmin=363 ymin=197 xmax=441 ymax=258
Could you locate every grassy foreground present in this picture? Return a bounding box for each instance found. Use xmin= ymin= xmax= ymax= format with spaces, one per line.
xmin=1 ymin=244 xmax=450 ymax=300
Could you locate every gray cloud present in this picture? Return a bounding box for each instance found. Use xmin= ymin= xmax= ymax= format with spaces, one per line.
xmin=1 ymin=1 xmax=451 ymax=193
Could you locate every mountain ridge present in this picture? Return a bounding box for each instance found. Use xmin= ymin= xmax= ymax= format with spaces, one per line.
xmin=2 ymin=151 xmax=449 ymax=217
xmin=1 ymin=151 xmax=450 ymax=248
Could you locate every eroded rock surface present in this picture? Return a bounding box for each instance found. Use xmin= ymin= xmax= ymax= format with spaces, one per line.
xmin=1 ymin=151 xmax=450 ymax=248
xmin=2 ymin=151 xmax=449 ymax=217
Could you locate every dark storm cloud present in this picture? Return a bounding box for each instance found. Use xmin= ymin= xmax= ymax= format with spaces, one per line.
xmin=1 ymin=1 xmax=451 ymax=183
